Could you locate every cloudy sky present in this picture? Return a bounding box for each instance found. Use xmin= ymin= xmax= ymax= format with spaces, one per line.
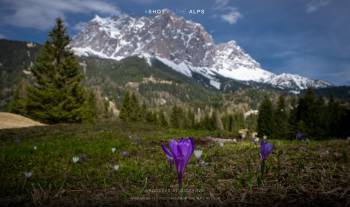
xmin=0 ymin=0 xmax=349 ymax=85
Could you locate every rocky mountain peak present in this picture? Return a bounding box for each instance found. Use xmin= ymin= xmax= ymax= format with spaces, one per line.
xmin=71 ymin=11 xmax=331 ymax=90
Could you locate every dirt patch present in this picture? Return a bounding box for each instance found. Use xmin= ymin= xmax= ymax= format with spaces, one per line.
xmin=0 ymin=112 xmax=45 ymax=129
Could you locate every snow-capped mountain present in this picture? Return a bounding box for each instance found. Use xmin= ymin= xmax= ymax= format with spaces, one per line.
xmin=266 ymin=73 xmax=330 ymax=90
xmin=71 ymin=9 xmax=331 ymax=90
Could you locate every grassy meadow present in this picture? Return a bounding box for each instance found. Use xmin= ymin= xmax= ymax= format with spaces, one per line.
xmin=0 ymin=121 xmax=349 ymax=206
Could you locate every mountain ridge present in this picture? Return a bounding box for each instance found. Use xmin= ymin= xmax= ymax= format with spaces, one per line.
xmin=71 ymin=9 xmax=331 ymax=90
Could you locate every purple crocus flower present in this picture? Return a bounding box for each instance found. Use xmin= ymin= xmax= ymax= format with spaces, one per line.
xmin=161 ymin=145 xmax=175 ymax=167
xmin=161 ymin=137 xmax=195 ymax=189
xmin=296 ymin=131 xmax=305 ymax=140
xmin=260 ymin=140 xmax=273 ymax=160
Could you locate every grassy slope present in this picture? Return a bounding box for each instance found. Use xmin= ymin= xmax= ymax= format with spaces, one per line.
xmin=0 ymin=122 xmax=349 ymax=206
xmin=83 ymin=56 xmax=221 ymax=108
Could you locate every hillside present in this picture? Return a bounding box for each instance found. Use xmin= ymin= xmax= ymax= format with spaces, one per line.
xmin=0 ymin=39 xmax=349 ymax=113
xmin=0 ymin=39 xmax=282 ymax=111
xmin=0 ymin=39 xmax=40 ymax=108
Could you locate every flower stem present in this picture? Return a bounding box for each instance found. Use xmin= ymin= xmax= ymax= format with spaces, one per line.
xmin=261 ymin=159 xmax=266 ymax=177
xmin=178 ymin=175 xmax=182 ymax=190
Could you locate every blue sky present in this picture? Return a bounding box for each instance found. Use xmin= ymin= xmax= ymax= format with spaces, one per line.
xmin=0 ymin=0 xmax=349 ymax=85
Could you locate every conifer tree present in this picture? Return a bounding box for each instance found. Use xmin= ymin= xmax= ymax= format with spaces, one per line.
xmin=186 ymin=109 xmax=195 ymax=129
xmin=295 ymin=88 xmax=319 ymax=137
xmin=201 ymin=112 xmax=215 ymax=130
xmin=178 ymin=107 xmax=185 ymax=128
xmin=119 ymin=91 xmax=131 ymax=121
xmin=25 ymin=18 xmax=92 ymax=123
xmin=8 ymin=79 xmax=29 ymax=115
xmin=233 ymin=113 xmax=245 ymax=132
xmin=213 ymin=111 xmax=224 ymax=130
xmin=170 ymin=105 xmax=184 ymax=128
xmin=129 ymin=92 xmax=141 ymax=121
xmin=170 ymin=105 xmax=178 ymax=128
xmin=257 ymin=96 xmax=274 ymax=137
xmin=245 ymin=114 xmax=257 ymax=131
xmin=91 ymin=88 xmax=112 ymax=120
xmin=145 ymin=110 xmax=157 ymax=124
xmin=288 ymin=96 xmax=298 ymax=139
xmin=325 ymin=96 xmax=342 ymax=137
xmin=140 ymin=102 xmax=147 ymax=122
xmin=201 ymin=113 xmax=209 ymax=130
xmin=314 ymin=96 xmax=327 ymax=137
xmin=274 ymin=96 xmax=288 ymax=139
xmin=158 ymin=110 xmax=168 ymax=127
xmin=222 ymin=114 xmax=233 ymax=131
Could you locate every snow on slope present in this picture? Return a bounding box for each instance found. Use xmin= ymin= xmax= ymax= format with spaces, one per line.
xmin=71 ymin=9 xmax=331 ymax=90
xmin=267 ymin=73 xmax=331 ymax=90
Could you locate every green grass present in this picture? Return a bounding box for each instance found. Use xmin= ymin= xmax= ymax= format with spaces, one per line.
xmin=0 ymin=121 xmax=349 ymax=206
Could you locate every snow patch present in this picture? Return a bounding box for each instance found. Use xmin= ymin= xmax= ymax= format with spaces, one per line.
xmin=155 ymin=56 xmax=192 ymax=77
xmin=210 ymin=79 xmax=221 ymax=89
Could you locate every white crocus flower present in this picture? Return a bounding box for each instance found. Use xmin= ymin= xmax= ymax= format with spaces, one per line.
xmin=263 ymin=135 xmax=267 ymax=140
xmin=233 ymin=138 xmax=237 ymax=143
xmin=219 ymin=142 xmax=224 ymax=147
xmin=33 ymin=146 xmax=37 ymax=150
xmin=194 ymin=150 xmax=203 ymax=160
xmin=24 ymin=171 xmax=32 ymax=178
xmin=113 ymin=165 xmax=120 ymax=171
xmin=121 ymin=151 xmax=129 ymax=157
xmin=72 ymin=156 xmax=79 ymax=163
xmin=199 ymin=160 xmax=208 ymax=167
xmin=255 ymin=138 xmax=259 ymax=143
xmin=111 ymin=147 xmax=116 ymax=153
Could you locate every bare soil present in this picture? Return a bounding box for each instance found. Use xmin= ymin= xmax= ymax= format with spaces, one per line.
xmin=0 ymin=112 xmax=44 ymax=129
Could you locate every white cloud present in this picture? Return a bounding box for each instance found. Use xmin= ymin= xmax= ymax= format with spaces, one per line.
xmin=214 ymin=0 xmax=230 ymax=9
xmin=73 ymin=21 xmax=87 ymax=32
xmin=220 ymin=8 xmax=241 ymax=24
xmin=306 ymin=0 xmax=331 ymax=13
xmin=2 ymin=0 xmax=122 ymax=30
xmin=213 ymin=0 xmax=241 ymax=25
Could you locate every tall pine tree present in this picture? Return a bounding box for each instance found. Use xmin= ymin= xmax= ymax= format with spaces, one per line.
xmin=158 ymin=110 xmax=168 ymax=127
xmin=119 ymin=91 xmax=131 ymax=121
xmin=8 ymin=79 xmax=29 ymax=115
xmin=295 ymin=88 xmax=319 ymax=138
xmin=25 ymin=18 xmax=92 ymax=123
xmin=129 ymin=93 xmax=141 ymax=121
xmin=170 ymin=105 xmax=180 ymax=128
xmin=257 ymin=96 xmax=274 ymax=138
xmin=274 ymin=96 xmax=288 ymax=139
xmin=186 ymin=109 xmax=195 ymax=129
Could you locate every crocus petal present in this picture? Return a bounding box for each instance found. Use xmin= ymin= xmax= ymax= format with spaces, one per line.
xmin=260 ymin=140 xmax=273 ymax=160
xmin=169 ymin=139 xmax=180 ymax=158
xmin=176 ymin=143 xmax=185 ymax=176
xmin=162 ymin=143 xmax=175 ymax=167
xmin=161 ymin=144 xmax=173 ymax=158
xmin=178 ymin=139 xmax=193 ymax=164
